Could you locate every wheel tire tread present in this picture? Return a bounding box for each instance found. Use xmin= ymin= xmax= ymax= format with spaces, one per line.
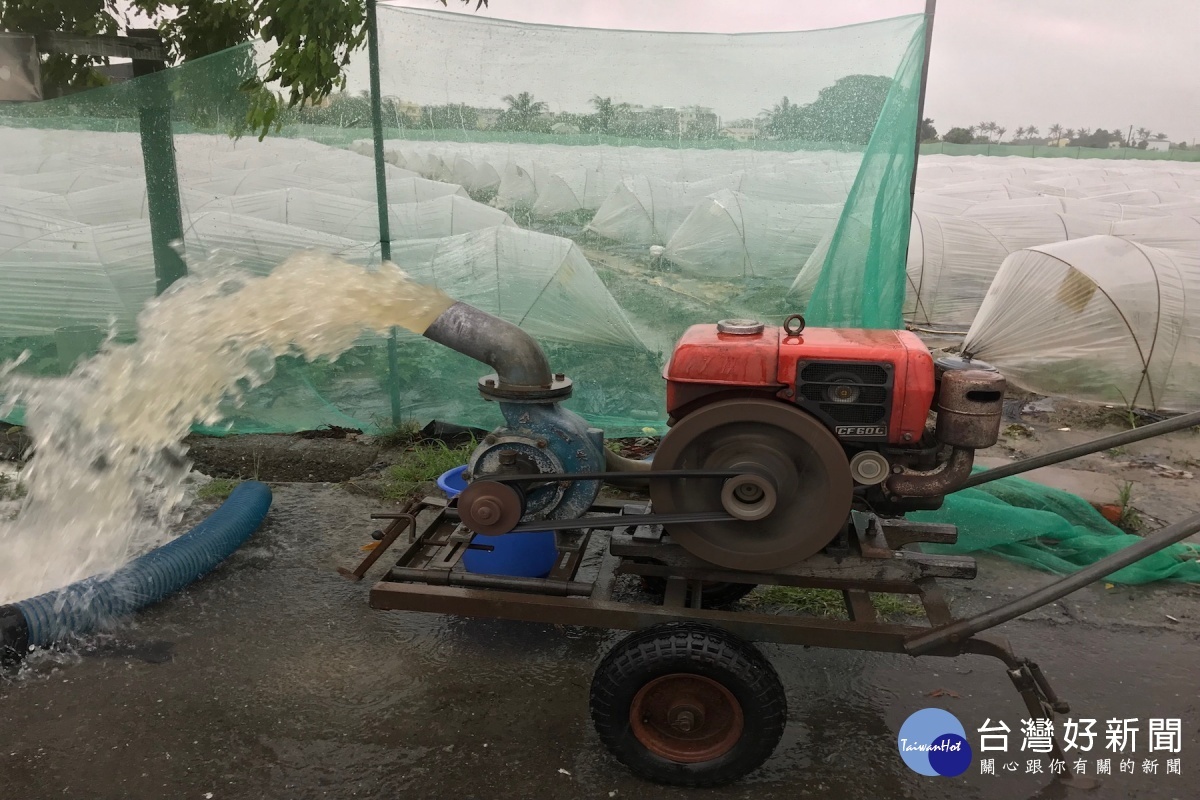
xmin=589 ymin=622 xmax=786 ymax=787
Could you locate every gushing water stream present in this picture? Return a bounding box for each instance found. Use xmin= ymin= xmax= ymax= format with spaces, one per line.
xmin=0 ymin=252 xmax=453 ymax=603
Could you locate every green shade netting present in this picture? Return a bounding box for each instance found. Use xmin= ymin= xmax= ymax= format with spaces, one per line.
xmin=0 ymin=12 xmax=929 ymax=436
xmin=913 ymin=470 xmax=1200 ymax=585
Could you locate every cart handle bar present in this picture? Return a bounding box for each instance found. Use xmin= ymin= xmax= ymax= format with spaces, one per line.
xmin=960 ymin=409 xmax=1200 ymax=491
xmin=905 ymin=509 xmax=1200 ymax=655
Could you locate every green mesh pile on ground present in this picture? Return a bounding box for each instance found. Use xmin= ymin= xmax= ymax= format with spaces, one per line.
xmin=913 ymin=472 xmax=1200 ymax=585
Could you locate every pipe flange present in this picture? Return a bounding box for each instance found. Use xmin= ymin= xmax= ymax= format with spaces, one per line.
xmin=478 ymin=372 xmax=573 ymax=403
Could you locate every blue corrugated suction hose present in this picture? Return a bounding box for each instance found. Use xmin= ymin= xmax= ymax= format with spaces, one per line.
xmin=0 ymin=481 xmax=272 ymax=664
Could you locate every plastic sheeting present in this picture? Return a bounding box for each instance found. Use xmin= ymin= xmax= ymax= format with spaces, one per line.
xmin=391 ymin=226 xmax=644 ymax=351
xmin=664 ymin=190 xmax=841 ymax=278
xmin=587 ymin=174 xmax=744 ymax=246
xmin=1 ymin=7 xmax=930 ymax=434
xmin=963 ymin=235 xmax=1200 ymax=410
xmin=209 ymin=189 xmax=515 ymax=242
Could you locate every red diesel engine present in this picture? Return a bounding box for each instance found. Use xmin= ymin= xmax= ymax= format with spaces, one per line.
xmin=649 ymin=316 xmax=1005 ymax=571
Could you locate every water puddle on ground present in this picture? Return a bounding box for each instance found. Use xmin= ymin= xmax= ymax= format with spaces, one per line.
xmin=0 ymin=253 xmax=452 ymax=603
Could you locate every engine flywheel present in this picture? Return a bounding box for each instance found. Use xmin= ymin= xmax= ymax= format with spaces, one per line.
xmin=650 ymin=398 xmax=853 ymax=571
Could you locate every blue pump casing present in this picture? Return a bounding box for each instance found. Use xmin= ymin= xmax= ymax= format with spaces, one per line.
xmin=467 ymin=401 xmax=605 ymax=523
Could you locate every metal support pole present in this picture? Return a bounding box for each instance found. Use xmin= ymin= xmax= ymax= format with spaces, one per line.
xmin=908 ymin=0 xmax=937 ymax=206
xmin=365 ymin=0 xmax=403 ymax=426
xmin=905 ymin=510 xmax=1200 ymax=655
xmin=129 ymin=30 xmax=186 ymax=294
xmin=960 ymin=409 xmax=1200 ymax=490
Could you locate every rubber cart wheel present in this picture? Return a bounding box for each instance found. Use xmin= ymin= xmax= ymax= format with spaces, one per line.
xmin=589 ymin=622 xmax=786 ymax=787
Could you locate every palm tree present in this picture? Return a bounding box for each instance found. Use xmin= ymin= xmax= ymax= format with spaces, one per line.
xmin=1063 ymin=128 xmax=1075 ymax=140
xmin=501 ymin=91 xmax=549 ymax=131
xmin=1048 ymin=123 xmax=1063 ymax=141
xmin=994 ymin=126 xmax=1007 ymax=143
xmin=763 ymin=96 xmax=800 ymax=137
xmin=1135 ymin=127 xmax=1151 ymax=144
xmin=590 ymin=95 xmax=616 ymax=133
xmin=1015 ymin=126 xmax=1027 ymax=140
xmin=1153 ymin=132 xmax=1168 ymax=141
xmin=1026 ymin=125 xmax=1040 ymax=140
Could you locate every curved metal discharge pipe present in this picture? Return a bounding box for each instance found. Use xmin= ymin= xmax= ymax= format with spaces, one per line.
xmin=422 ymin=302 xmax=554 ymax=392
xmin=0 ymin=481 xmax=272 ymax=665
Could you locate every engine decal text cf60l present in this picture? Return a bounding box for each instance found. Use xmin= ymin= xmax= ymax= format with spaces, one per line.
xmin=835 ymin=425 xmax=888 ymax=437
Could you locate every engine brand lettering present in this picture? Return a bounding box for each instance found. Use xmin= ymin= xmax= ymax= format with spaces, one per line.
xmin=836 ymin=425 xmax=887 ymax=437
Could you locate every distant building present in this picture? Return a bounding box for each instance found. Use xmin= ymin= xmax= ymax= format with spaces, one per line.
xmin=1047 ymin=137 xmax=1071 ymax=147
xmin=551 ymin=121 xmax=580 ymax=135
xmin=475 ymin=108 xmax=502 ymax=129
xmin=387 ymin=99 xmax=421 ymax=124
xmin=1107 ymin=140 xmax=1123 ymax=149
xmin=1146 ymin=140 xmax=1170 ymax=152
xmin=720 ymin=126 xmax=758 ymax=142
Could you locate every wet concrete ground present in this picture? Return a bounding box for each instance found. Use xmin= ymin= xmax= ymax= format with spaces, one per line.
xmin=3 ymin=483 xmax=1200 ymax=800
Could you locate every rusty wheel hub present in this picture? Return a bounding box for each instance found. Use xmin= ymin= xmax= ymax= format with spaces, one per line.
xmin=630 ymin=673 xmax=744 ymax=763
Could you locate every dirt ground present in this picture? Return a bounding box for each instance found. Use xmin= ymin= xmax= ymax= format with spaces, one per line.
xmin=3 ymin=396 xmax=1200 ymax=799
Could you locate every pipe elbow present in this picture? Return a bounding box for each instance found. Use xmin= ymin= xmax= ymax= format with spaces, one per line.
xmin=886 ymin=447 xmax=975 ymax=498
xmin=422 ymin=301 xmax=555 ymax=392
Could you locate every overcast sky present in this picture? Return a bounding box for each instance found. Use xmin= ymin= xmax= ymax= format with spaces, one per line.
xmin=382 ymin=0 xmax=1199 ymax=143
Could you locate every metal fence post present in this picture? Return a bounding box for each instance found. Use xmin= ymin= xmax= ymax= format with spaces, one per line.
xmin=366 ymin=0 xmax=403 ymax=427
xmin=129 ymin=29 xmax=187 ymax=294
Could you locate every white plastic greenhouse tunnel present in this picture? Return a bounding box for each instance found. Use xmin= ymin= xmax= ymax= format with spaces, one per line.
xmin=207 ymin=189 xmax=515 ymax=242
xmin=962 ymin=235 xmax=1200 ymax=411
xmin=387 ymin=225 xmax=647 ymax=352
xmin=664 ymin=189 xmax=842 ymax=278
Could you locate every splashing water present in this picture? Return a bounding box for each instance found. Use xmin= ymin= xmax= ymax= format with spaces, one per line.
xmin=0 ymin=252 xmax=453 ymax=603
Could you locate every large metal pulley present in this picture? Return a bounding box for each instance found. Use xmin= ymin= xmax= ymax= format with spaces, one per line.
xmin=649 ymin=399 xmax=853 ymax=571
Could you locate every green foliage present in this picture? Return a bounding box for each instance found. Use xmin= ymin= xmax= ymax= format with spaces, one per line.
xmin=942 ymin=126 xmax=973 ymax=144
xmin=919 ymin=117 xmax=937 ymax=142
xmin=1116 ymin=481 xmax=1143 ymax=534
xmin=759 ymin=75 xmax=893 ymax=145
xmin=0 ymin=0 xmax=487 ymax=138
xmin=746 ymin=586 xmax=920 ymax=619
xmin=498 ymin=91 xmax=549 ymax=132
xmin=197 ymin=477 xmax=240 ymax=501
xmin=0 ymin=0 xmax=120 ymax=96
xmin=380 ymin=440 xmax=474 ymax=502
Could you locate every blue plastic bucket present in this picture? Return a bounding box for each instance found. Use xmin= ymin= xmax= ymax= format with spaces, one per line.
xmin=436 ymin=466 xmax=558 ymax=579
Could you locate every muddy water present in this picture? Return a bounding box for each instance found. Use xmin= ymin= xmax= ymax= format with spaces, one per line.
xmin=0 ymin=255 xmax=452 ymax=602
xmin=2 ymin=483 xmax=1197 ymax=800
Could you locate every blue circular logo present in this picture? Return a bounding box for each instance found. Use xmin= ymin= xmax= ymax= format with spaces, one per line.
xmin=897 ymin=708 xmax=973 ymax=777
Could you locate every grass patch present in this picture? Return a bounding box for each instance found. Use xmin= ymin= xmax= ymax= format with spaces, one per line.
xmin=746 ymin=586 xmax=922 ymax=620
xmin=1116 ymin=480 xmax=1143 ymax=533
xmin=374 ymin=418 xmax=422 ymax=449
xmin=380 ymin=440 xmax=475 ymax=502
xmin=197 ymin=478 xmax=240 ymax=501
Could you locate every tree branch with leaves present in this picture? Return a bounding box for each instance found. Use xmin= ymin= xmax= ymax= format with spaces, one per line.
xmin=0 ymin=0 xmax=488 ymax=138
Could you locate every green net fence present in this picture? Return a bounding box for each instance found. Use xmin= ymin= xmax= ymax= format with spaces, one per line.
xmin=0 ymin=9 xmax=927 ymax=436
xmin=915 ymin=471 xmax=1200 ymax=585
xmin=2 ymin=12 xmax=1197 ymax=584
xmin=920 ymin=141 xmax=1200 ymax=161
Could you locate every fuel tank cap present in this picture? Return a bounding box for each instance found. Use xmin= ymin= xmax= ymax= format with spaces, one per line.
xmin=716 ymin=318 xmax=765 ymax=335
